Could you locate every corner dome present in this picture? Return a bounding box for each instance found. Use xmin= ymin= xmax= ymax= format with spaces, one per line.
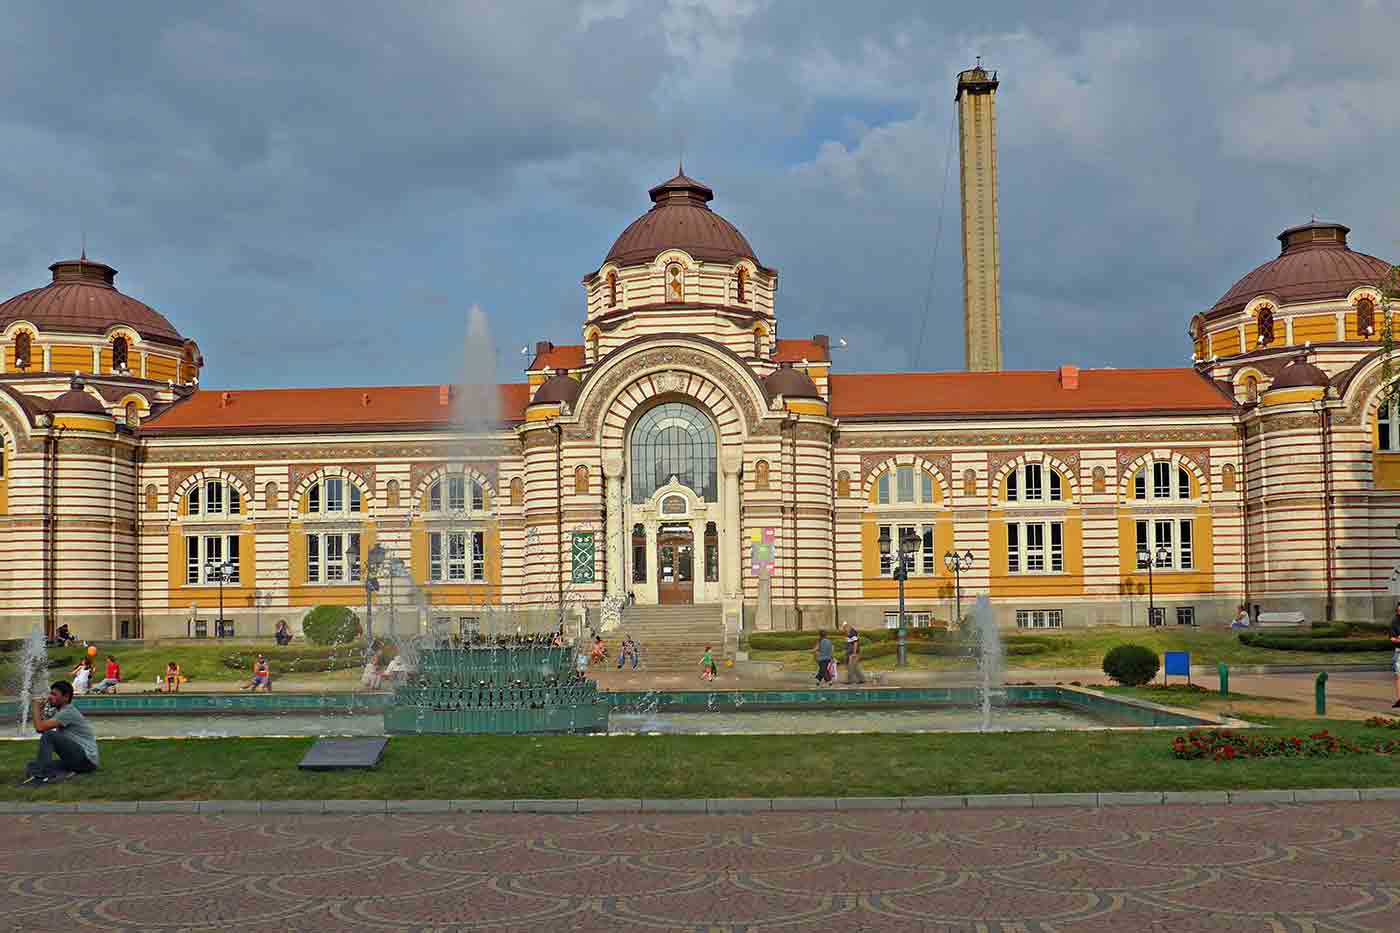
xmin=603 ymin=171 xmax=763 ymax=270
xmin=1270 ymin=358 xmax=1330 ymax=390
xmin=1207 ymin=221 xmax=1391 ymax=319
xmin=763 ymin=363 xmax=820 ymax=399
xmin=0 ymin=256 xmax=186 ymax=346
xmin=51 ymin=376 xmax=111 ymax=415
xmin=531 ymin=372 xmax=582 ymax=407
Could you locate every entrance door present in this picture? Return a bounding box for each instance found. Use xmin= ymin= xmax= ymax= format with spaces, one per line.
xmin=656 ymin=527 xmax=694 ymax=605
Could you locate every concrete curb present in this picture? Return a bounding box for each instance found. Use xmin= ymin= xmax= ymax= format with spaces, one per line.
xmin=4 ymin=788 xmax=1399 ymax=816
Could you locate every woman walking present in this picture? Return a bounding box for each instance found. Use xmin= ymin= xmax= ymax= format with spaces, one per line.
xmin=814 ymin=631 xmax=834 ymax=686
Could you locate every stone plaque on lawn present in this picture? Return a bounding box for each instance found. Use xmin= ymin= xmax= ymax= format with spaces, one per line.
xmin=298 ymin=737 xmax=388 ymax=771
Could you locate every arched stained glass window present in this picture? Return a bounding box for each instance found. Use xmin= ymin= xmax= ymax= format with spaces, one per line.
xmin=629 ymin=402 xmax=718 ymax=503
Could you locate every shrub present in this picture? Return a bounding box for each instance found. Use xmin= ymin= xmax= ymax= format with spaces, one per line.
xmin=1101 ymin=643 xmax=1160 ymax=686
xmin=301 ymin=605 xmax=361 ymax=646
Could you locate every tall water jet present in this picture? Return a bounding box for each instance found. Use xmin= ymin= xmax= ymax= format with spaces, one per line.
xmin=970 ymin=595 xmax=1004 ymax=732
xmin=456 ymin=304 xmax=501 ymax=435
xmin=15 ymin=628 xmax=48 ymax=735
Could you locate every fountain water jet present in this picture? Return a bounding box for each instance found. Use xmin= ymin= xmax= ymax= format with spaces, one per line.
xmin=15 ymin=628 xmax=48 ymax=735
xmin=968 ymin=595 xmax=1005 ymax=731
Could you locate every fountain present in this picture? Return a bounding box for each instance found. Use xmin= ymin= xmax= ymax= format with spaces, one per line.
xmin=382 ymin=639 xmax=607 ymax=734
xmin=967 ymin=595 xmax=1005 ymax=731
xmin=14 ymin=628 xmax=48 ymax=735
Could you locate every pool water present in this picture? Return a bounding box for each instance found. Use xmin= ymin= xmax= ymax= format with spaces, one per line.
xmin=6 ymin=703 xmax=1144 ymax=740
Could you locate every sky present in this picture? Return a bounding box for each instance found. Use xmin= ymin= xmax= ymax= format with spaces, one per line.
xmin=1 ymin=1 xmax=1397 ymax=389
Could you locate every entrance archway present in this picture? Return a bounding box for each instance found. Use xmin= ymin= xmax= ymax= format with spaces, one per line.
xmin=656 ymin=525 xmax=694 ymax=604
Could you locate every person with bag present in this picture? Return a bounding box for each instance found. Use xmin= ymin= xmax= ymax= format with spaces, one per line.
xmin=814 ymin=631 xmax=834 ymax=686
xmin=844 ymin=626 xmax=865 ymax=685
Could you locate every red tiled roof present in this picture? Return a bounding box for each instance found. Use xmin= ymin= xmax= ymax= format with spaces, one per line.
xmin=829 ymin=369 xmax=1236 ymax=420
xmin=529 ymin=345 xmax=585 ymax=372
xmin=774 ymin=339 xmax=830 ymax=364
xmin=143 ymin=384 xmax=530 ymax=435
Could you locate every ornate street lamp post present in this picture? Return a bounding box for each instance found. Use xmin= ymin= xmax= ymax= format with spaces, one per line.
xmin=204 ymin=559 xmax=235 ymax=636
xmin=879 ymin=529 xmax=922 ymax=667
xmin=361 ymin=544 xmax=385 ymax=643
xmin=1136 ymin=545 xmax=1172 ymax=626
xmin=943 ymin=549 xmax=975 ymax=628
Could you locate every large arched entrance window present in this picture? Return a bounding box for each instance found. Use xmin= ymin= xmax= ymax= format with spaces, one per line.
xmin=629 ymin=402 xmax=718 ymax=503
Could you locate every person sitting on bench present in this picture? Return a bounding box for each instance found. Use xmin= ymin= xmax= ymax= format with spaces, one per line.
xmin=21 ymin=681 xmax=99 ymax=786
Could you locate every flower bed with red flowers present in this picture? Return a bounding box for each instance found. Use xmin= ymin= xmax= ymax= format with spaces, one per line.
xmin=1172 ymin=728 xmax=1400 ymax=761
xmin=1365 ymin=716 xmax=1400 ymax=730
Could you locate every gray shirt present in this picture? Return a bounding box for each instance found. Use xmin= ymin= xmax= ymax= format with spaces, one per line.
xmin=817 ymin=638 xmax=834 ymax=661
xmin=55 ymin=705 xmax=99 ymax=765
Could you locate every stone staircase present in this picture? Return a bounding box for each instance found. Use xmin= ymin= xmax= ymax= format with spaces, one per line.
xmin=604 ymin=605 xmax=726 ymax=673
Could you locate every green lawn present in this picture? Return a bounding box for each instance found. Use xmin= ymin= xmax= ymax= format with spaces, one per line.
xmin=0 ymin=642 xmax=364 ymax=690
xmin=749 ymin=626 xmax=1391 ymax=672
xmin=5 ymin=717 xmax=1399 ymax=802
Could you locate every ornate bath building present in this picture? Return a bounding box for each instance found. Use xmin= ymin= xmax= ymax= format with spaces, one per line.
xmin=0 ymin=69 xmax=1395 ymax=643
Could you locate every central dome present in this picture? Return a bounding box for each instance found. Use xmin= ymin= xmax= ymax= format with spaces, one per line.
xmin=1206 ymin=221 xmax=1391 ymax=319
xmin=0 ymin=257 xmax=186 ymax=346
xmin=604 ymin=171 xmax=762 ymax=269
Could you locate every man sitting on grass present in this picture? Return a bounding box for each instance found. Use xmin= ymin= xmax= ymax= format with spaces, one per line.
xmin=21 ymin=681 xmax=99 ymax=786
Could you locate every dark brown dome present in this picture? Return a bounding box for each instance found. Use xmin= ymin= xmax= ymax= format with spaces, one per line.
xmin=603 ymin=172 xmax=761 ymax=269
xmin=0 ymin=257 xmax=186 ymax=346
xmin=1207 ymin=222 xmax=1390 ymax=318
xmin=1270 ymin=358 xmax=1330 ymax=390
xmin=531 ymin=372 xmax=582 ymax=407
xmin=763 ymin=364 xmax=820 ymax=399
xmin=51 ymin=376 xmax=111 ymax=415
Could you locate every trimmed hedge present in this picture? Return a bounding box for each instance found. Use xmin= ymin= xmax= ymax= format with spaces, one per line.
xmin=221 ymin=644 xmax=366 ymax=674
xmin=302 ymin=605 xmax=361 ymax=646
xmin=1238 ymin=632 xmax=1391 ymax=653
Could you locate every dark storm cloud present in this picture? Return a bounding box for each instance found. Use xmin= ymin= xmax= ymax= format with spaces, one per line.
xmin=0 ymin=1 xmax=1396 ymax=387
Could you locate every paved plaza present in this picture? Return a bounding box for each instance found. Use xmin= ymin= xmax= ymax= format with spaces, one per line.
xmin=3 ymin=802 xmax=1399 ymax=931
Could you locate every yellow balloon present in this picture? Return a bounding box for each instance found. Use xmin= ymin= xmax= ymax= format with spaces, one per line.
xmin=724 ymin=659 xmax=734 ymax=668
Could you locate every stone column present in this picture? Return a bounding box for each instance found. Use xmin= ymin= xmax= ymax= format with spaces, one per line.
xmin=603 ymin=452 xmax=625 ymax=599
xmin=721 ymin=450 xmax=742 ymax=601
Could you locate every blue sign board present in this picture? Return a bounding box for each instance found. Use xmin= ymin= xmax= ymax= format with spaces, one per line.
xmin=1164 ymin=651 xmax=1190 ymax=678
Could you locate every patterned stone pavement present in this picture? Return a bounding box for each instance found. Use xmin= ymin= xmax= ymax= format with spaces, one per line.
xmin=3 ymin=802 xmax=1399 ymax=931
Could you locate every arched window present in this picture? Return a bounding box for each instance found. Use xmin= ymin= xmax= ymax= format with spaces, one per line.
xmin=427 ymin=475 xmax=485 ymax=513
xmin=1092 ymin=466 xmax=1106 ymax=494
xmin=574 ymin=465 xmax=590 ymax=494
xmin=385 ymin=479 xmax=400 ymax=509
xmin=1221 ymin=463 xmax=1237 ymax=492
xmin=264 ymin=482 xmax=279 ymax=511
xmin=510 ymin=477 xmax=523 ymax=506
xmin=14 ymin=332 xmax=31 ymax=370
xmin=1379 ymin=399 xmax=1399 ymax=451
xmin=306 ymin=476 xmax=363 ymax=515
xmin=754 ymin=460 xmax=770 ymax=490
xmin=124 ymin=401 xmax=139 ymax=427
xmin=963 ymin=469 xmax=977 ymax=496
xmin=1357 ymin=296 xmax=1377 ymax=337
xmin=1257 ymin=305 xmax=1275 ymax=346
xmin=1005 ymin=463 xmax=1066 ymax=503
xmin=186 ymin=477 xmax=242 ymax=517
xmin=587 ymin=331 xmax=600 ymax=364
xmin=665 ymin=262 xmax=684 ymax=302
xmin=1133 ymin=461 xmax=1194 ymax=501
xmin=1244 ymin=376 xmax=1259 ymax=404
xmin=753 ymin=327 xmax=766 ymax=359
xmin=112 ymin=336 xmax=129 ymax=372
xmin=629 ymin=402 xmax=717 ymax=503
xmin=607 ymin=271 xmax=619 ymax=307
xmin=873 ymin=466 xmax=938 ymax=505
xmin=735 ymin=267 xmax=747 ymax=303
xmin=145 ymin=484 xmax=158 ymax=513
xmin=836 ymin=471 xmax=851 ymax=498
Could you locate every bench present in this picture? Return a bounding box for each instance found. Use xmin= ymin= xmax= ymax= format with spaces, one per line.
xmin=1256 ymin=610 xmax=1305 ymax=628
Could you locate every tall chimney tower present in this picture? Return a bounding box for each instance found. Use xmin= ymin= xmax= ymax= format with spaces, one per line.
xmin=956 ymin=61 xmax=1003 ymax=372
